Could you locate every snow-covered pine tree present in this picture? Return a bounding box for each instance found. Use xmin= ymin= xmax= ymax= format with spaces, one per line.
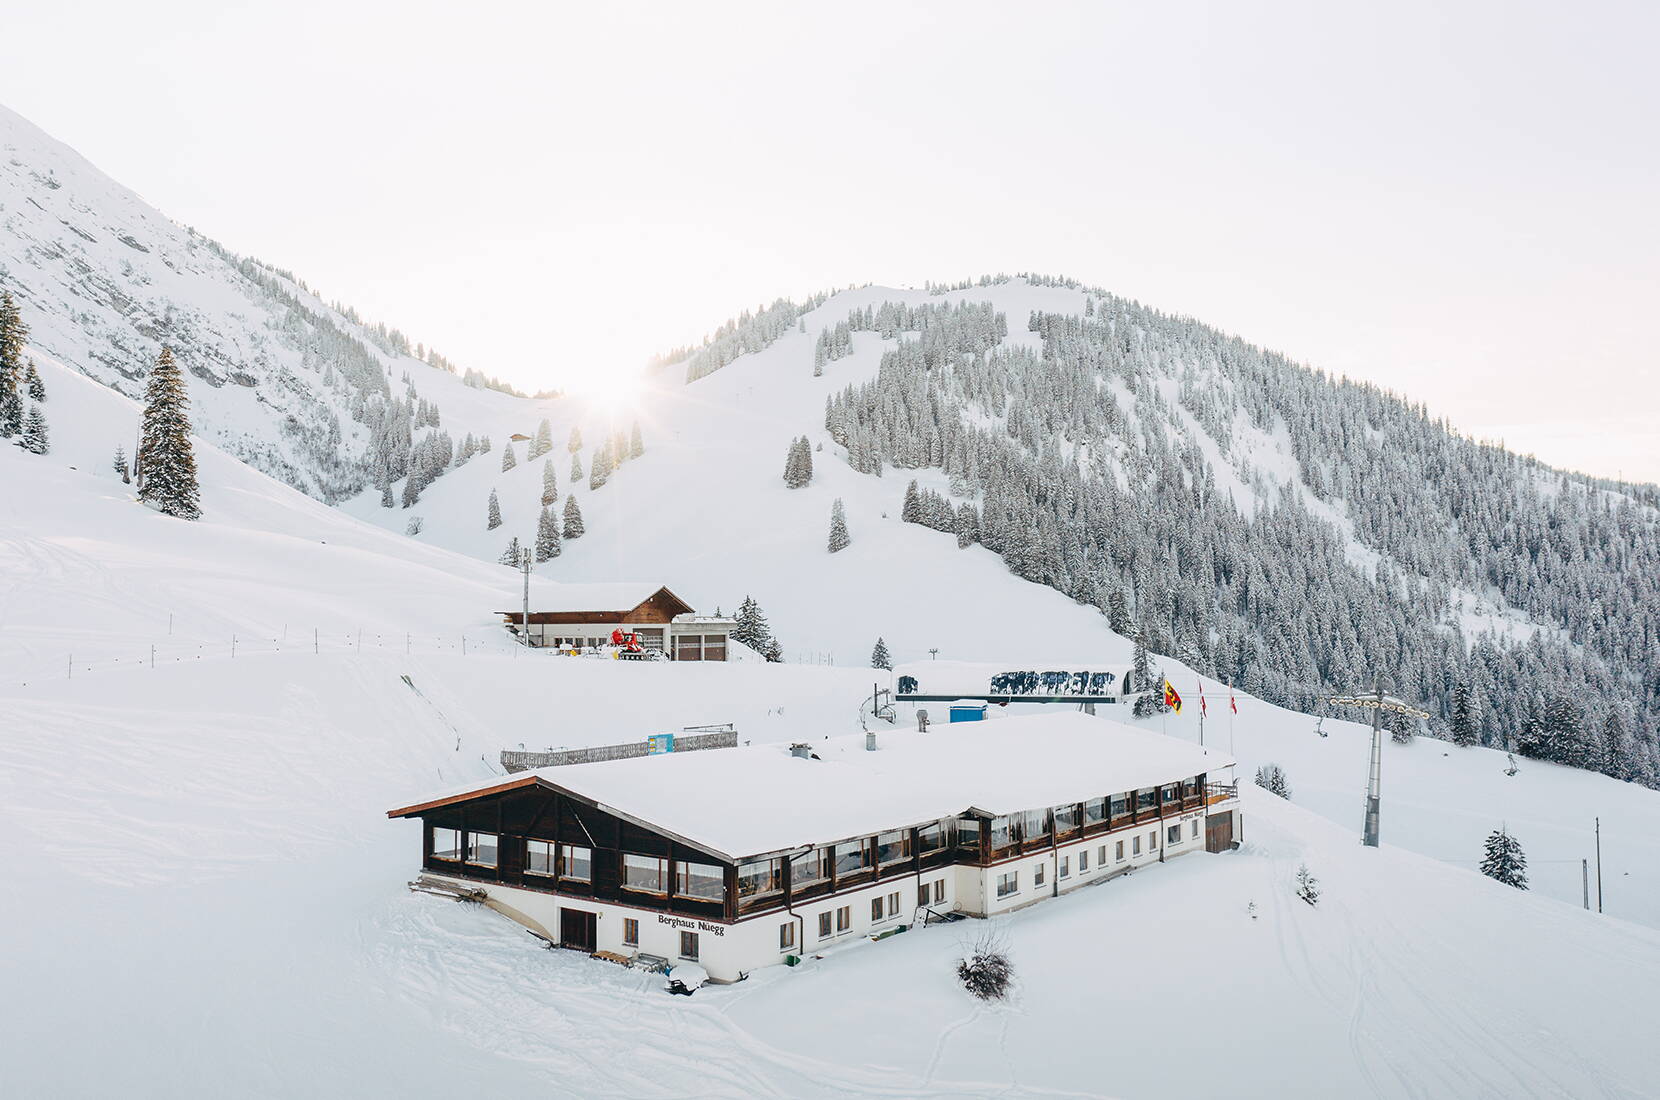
xmin=1132 ymin=627 xmax=1153 ymax=693
xmin=567 ymin=425 xmax=583 ymax=453
xmin=563 ymin=494 xmax=585 ymax=539
xmin=532 ymin=418 xmax=552 ymax=459
xmin=401 ymin=475 xmax=420 ymax=508
xmin=796 ymin=437 xmax=813 ymax=485
xmin=570 ymin=451 xmax=584 ymax=482
xmin=135 ymin=347 xmax=202 ymax=520
xmin=1389 ymin=709 xmax=1416 ymax=745
xmin=901 ymin=479 xmax=922 ymax=522
xmin=630 ymin=420 xmax=643 ymax=459
xmin=480 ymin=435 xmax=492 ymax=453
xmin=828 ymin=497 xmax=851 ymax=553
xmin=19 ymin=404 xmax=48 ymax=454
xmin=501 ymin=441 xmax=517 ymax=471
xmin=535 ymin=505 xmax=562 ymax=561
xmin=1451 ymin=682 xmax=1477 ymax=747
xmin=498 ymin=537 xmax=523 ymax=567
xmin=1294 ymin=864 xmax=1320 ymax=906
xmin=1479 ymin=826 xmax=1528 ymax=889
xmin=113 ymin=446 xmax=130 ymax=484
xmin=871 ymin=637 xmax=892 ymax=670
xmin=0 ymin=290 xmax=29 ymax=438
xmin=764 ymin=638 xmax=783 ymax=663
xmin=380 ymin=484 xmax=394 ymax=508
xmin=24 ymin=360 xmax=44 ymax=401
xmin=782 ymin=437 xmax=810 ymax=488
xmin=732 ymin=596 xmax=776 ymax=655
xmin=590 ymin=444 xmax=611 ymax=490
xmin=487 ymin=488 xmax=502 ymax=529
xmin=954 ymin=502 xmax=979 ymax=548
xmin=1106 ymin=588 xmax=1131 ymax=636
xmin=1254 ymin=763 xmax=1291 ymax=799
xmin=541 ymin=459 xmax=558 ymax=505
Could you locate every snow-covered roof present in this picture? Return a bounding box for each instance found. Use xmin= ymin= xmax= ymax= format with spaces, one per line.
xmin=389 ymin=712 xmax=1229 ymax=862
xmin=503 ymin=582 xmax=692 ymax=616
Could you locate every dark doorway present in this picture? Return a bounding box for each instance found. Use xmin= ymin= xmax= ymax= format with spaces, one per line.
xmin=560 ymin=907 xmax=597 ymax=952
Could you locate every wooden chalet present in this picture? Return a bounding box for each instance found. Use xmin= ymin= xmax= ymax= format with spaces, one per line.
xmin=388 ymin=713 xmax=1241 ymax=982
xmin=499 ymin=583 xmax=734 ymax=660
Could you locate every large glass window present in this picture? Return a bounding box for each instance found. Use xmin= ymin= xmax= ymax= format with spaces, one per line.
xmin=1110 ymin=794 xmax=1128 ymax=819
xmin=562 ymin=844 xmax=591 ymax=883
xmin=431 ymin=827 xmax=461 ymax=861
xmin=834 ymin=839 xmax=871 ymax=878
xmin=917 ymin=822 xmax=948 ymax=855
xmin=526 ymin=839 xmax=555 ymax=876
xmin=989 ymin=816 xmax=1014 ymax=852
xmin=877 ymin=830 xmax=912 ymax=866
xmin=466 ymin=832 xmax=498 ymax=868
xmin=1137 ymin=788 xmax=1158 ymax=813
xmin=703 ymin=635 xmax=727 ymax=661
xmin=1084 ymin=798 xmax=1108 ymax=826
xmin=677 ymin=861 xmax=725 ymax=901
xmin=954 ymin=818 xmax=983 ymax=857
xmin=622 ymin=853 xmax=667 ymax=894
xmin=1162 ymin=784 xmax=1180 ymax=804
xmin=738 ymin=858 xmax=784 ymax=904
xmin=1167 ymin=824 xmax=1182 ymax=845
xmin=1021 ymin=809 xmax=1049 ymax=843
xmin=790 ymin=848 xmax=830 ymax=887
xmin=1053 ymin=804 xmax=1080 ymax=836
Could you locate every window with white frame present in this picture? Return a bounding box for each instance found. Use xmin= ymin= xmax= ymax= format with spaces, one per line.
xmin=466 ymin=832 xmax=498 ymax=868
xmin=679 ymin=931 xmax=699 ymax=960
xmin=677 ymin=861 xmax=725 ymax=902
xmin=623 ymin=918 xmax=639 ymax=946
xmin=1192 ymin=819 xmax=1201 ymax=839
xmin=781 ymin=922 xmax=796 ymax=950
xmin=525 ymin=839 xmax=555 ymax=876
xmin=818 ymin=911 xmax=833 ymax=939
xmin=1114 ymin=841 xmax=1123 ymax=861
xmin=871 ymin=897 xmax=884 ymax=922
xmin=622 ymin=853 xmax=667 ymax=894
xmin=1148 ymin=830 xmax=1157 ymax=850
xmin=431 ymin=827 xmax=461 ymax=861
xmin=835 ymin=905 xmax=851 ymax=932
xmin=933 ymin=879 xmax=945 ymax=904
xmin=1167 ymin=824 xmax=1182 ymax=845
xmin=887 ymin=891 xmax=900 ymax=916
xmin=996 ymin=871 xmax=1019 ymax=898
xmin=562 ymin=844 xmax=591 ymax=883
xmin=1059 ymin=855 xmax=1070 ymax=879
xmin=1079 ymin=849 xmax=1089 ymax=872
xmin=1034 ymin=861 xmax=1047 ymax=887
xmin=1132 ymin=836 xmax=1141 ymax=856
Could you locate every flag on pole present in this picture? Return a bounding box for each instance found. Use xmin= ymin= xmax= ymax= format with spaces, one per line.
xmin=1199 ymin=680 xmax=1208 ymax=718
xmin=1163 ymin=678 xmax=1183 ymax=714
xmin=1228 ymin=681 xmax=1238 ymax=714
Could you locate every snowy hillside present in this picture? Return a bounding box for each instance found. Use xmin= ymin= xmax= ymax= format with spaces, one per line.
xmin=0 ymin=103 xmax=531 ymax=501
xmin=7 ymin=341 xmax=1660 ymax=1095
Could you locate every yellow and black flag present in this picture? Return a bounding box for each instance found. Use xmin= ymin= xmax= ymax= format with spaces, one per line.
xmin=1163 ymin=678 xmax=1183 ymax=714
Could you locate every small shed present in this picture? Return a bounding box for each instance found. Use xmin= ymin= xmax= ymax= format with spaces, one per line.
xmin=948 ymin=701 xmax=988 ymax=723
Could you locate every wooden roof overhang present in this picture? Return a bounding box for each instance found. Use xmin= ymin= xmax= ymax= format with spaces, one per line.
xmin=386 ymin=774 xmax=732 ymax=864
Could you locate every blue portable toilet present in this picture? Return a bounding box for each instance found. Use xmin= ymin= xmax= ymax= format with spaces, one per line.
xmin=949 ymin=701 xmax=988 ymax=723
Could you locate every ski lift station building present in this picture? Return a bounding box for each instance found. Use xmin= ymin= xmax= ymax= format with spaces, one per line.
xmin=388 ymin=712 xmax=1242 ymax=983
xmin=498 ymin=583 xmax=735 ymax=660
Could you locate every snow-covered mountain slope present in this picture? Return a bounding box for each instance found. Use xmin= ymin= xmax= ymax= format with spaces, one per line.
xmin=0 ymin=103 xmax=532 ymax=501
xmin=7 ymin=347 xmax=1660 ymax=1096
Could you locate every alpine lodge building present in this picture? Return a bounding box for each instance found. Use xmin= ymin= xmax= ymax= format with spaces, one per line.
xmin=386 ymin=712 xmax=1241 ymax=983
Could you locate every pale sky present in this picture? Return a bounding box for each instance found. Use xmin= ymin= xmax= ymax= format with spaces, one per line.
xmin=5 ymin=1 xmax=1657 ymax=482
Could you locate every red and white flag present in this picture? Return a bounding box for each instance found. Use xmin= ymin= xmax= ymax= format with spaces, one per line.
xmin=1228 ymin=681 xmax=1239 ymax=714
xmin=1199 ymin=680 xmax=1208 ymax=718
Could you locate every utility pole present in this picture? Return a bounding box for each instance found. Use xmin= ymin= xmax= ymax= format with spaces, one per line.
xmin=1583 ymin=859 xmax=1590 ymax=910
xmin=1328 ymin=676 xmax=1430 ymax=848
xmin=521 ymin=552 xmax=532 ymax=649
xmin=1596 ymin=816 xmax=1603 ymax=913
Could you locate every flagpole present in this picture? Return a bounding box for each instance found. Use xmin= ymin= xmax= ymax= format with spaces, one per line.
xmin=1197 ymin=678 xmax=1205 ymax=748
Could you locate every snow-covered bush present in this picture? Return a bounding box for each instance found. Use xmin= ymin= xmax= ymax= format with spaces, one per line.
xmin=1480 ymin=827 xmax=1528 ymax=889
xmin=957 ymin=929 xmax=1013 ymax=1001
xmin=1295 ymin=864 xmax=1320 ymax=907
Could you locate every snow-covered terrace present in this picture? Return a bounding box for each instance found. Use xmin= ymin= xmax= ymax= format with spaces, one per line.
xmin=389 ymin=712 xmax=1231 ymax=862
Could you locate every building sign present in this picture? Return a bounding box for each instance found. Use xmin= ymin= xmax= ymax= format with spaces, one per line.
xmin=658 ymin=914 xmax=726 ymax=936
xmin=647 ymin=733 xmax=675 ymax=755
